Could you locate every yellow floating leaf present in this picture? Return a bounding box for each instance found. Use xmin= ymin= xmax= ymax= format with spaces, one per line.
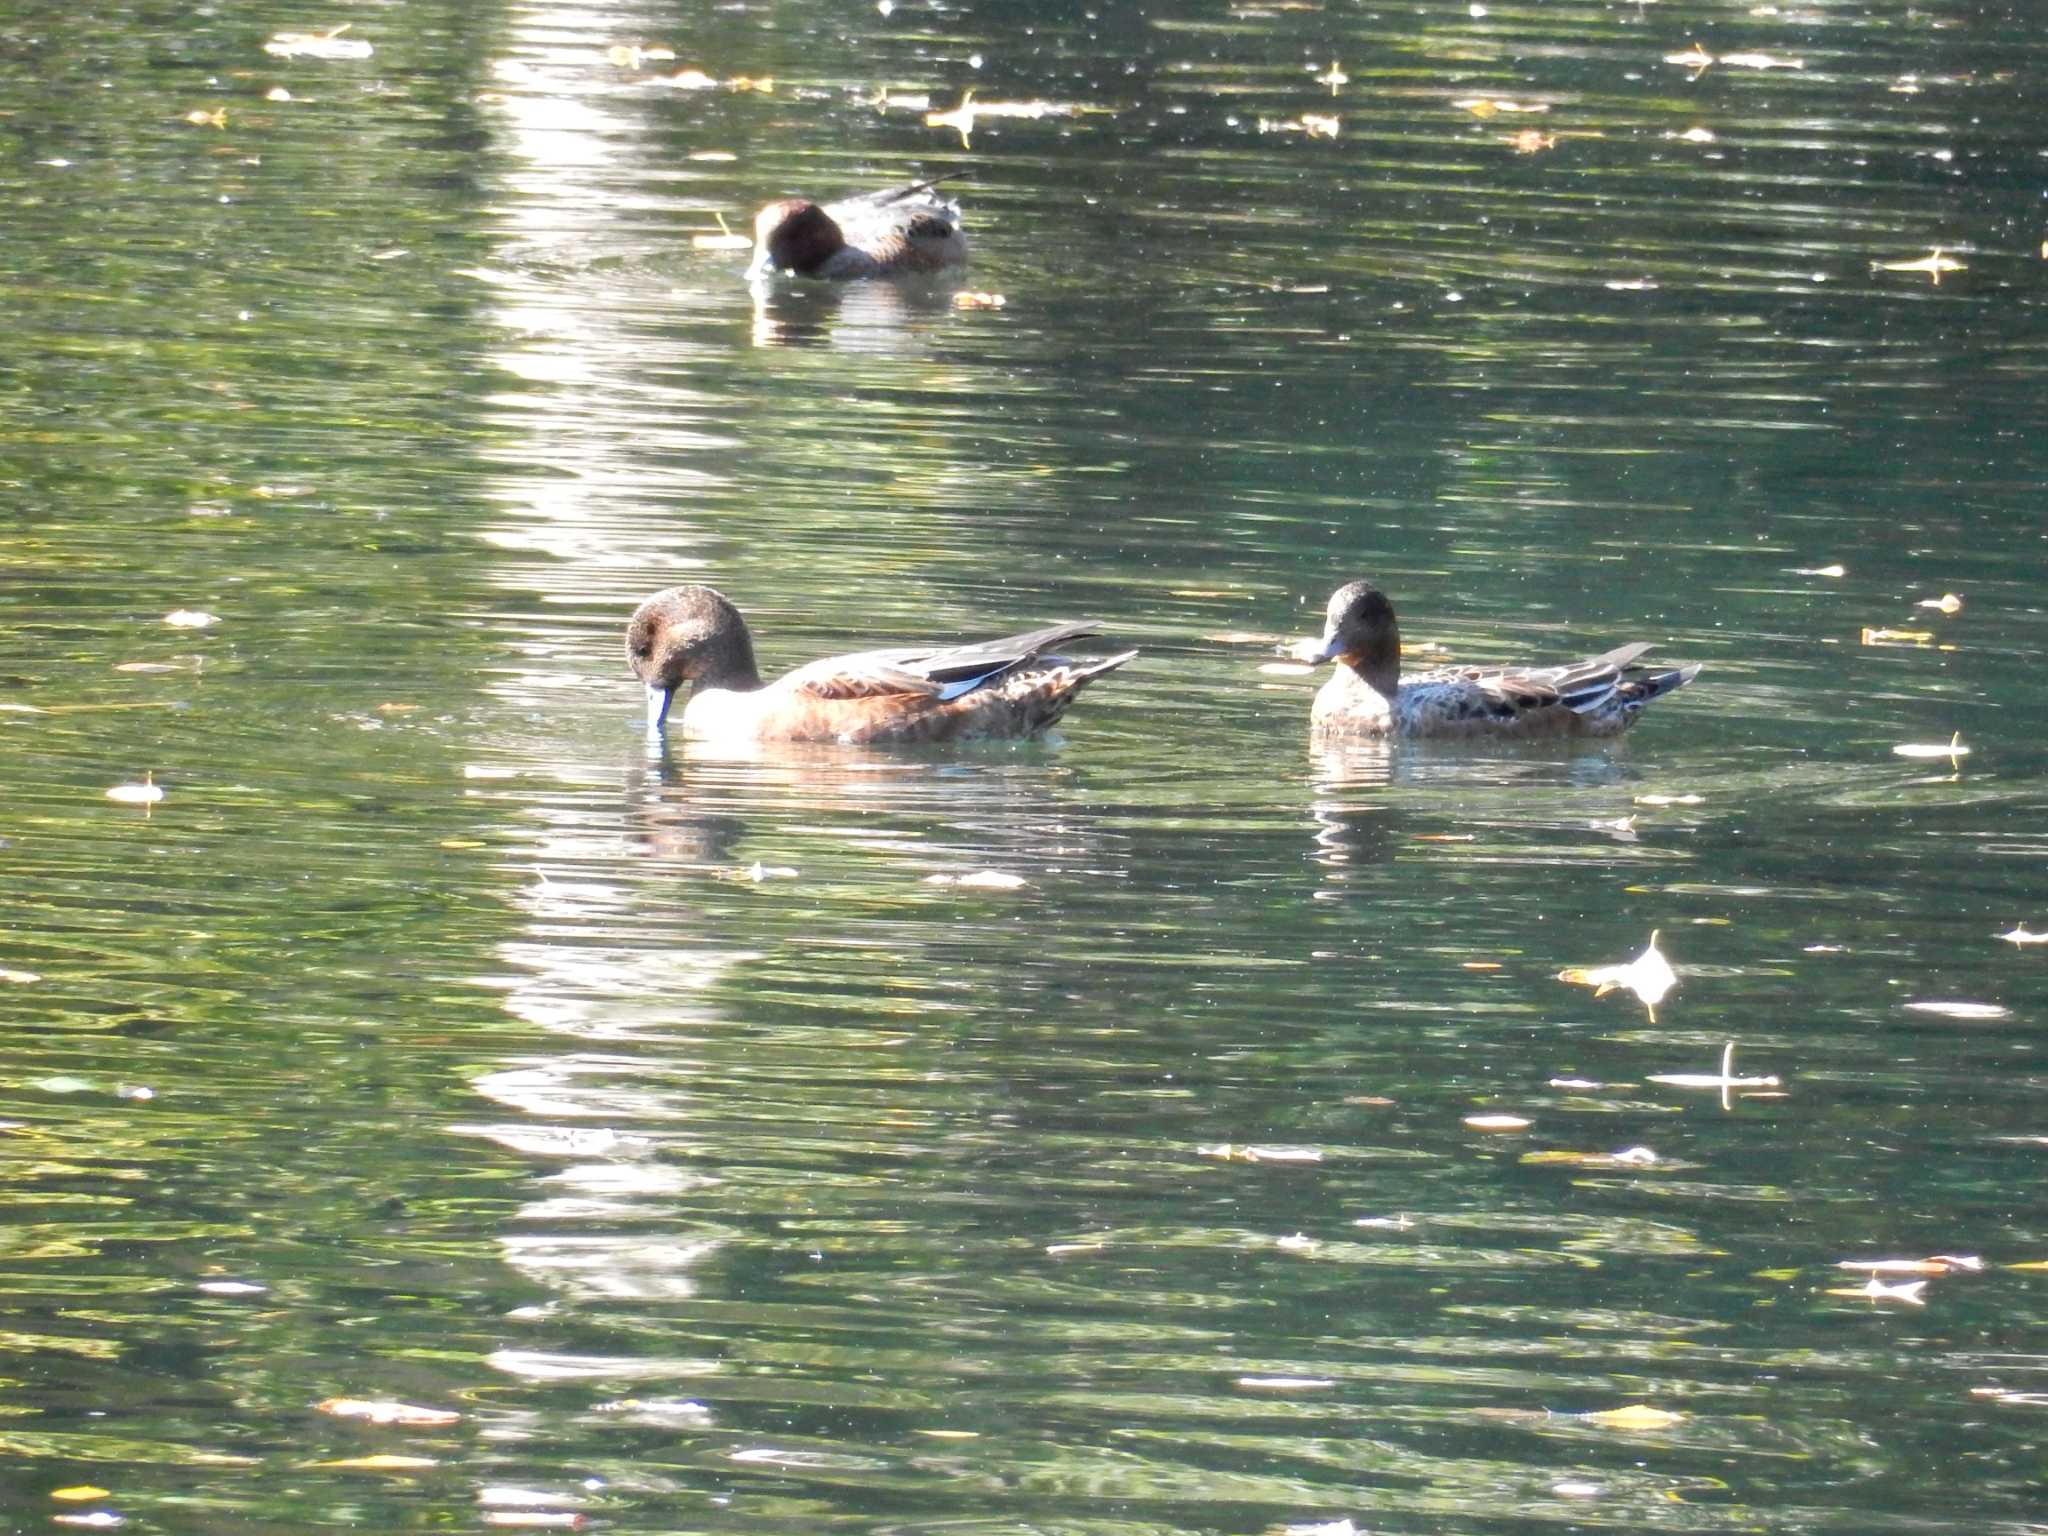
xmin=1862 ymin=626 xmax=1934 ymax=645
xmin=314 ymin=1397 xmax=461 ymax=1427
xmin=1583 ymin=1404 xmax=1682 ymax=1431
xmin=1453 ymin=97 xmax=1549 ymax=117
xmin=316 ymin=1454 xmax=439 ymax=1470
xmin=952 ymin=290 xmax=1007 ymax=309
xmin=51 ymin=1488 xmax=109 ymax=1502
xmin=184 ymin=107 xmax=227 ymax=129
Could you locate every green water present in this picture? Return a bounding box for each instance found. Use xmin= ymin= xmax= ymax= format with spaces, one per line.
xmin=4 ymin=0 xmax=2048 ymax=1531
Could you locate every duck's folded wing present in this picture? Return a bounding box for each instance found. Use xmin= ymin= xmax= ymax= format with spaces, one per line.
xmin=1489 ymin=642 xmax=1657 ymax=716
xmin=787 ymin=621 xmax=1107 ymax=704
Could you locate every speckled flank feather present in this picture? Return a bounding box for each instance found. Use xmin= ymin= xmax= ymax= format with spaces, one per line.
xmin=748 ymin=176 xmax=968 ymax=280
xmin=1302 ymin=579 xmax=1699 ymax=739
xmin=627 ymin=585 xmax=1134 ymax=744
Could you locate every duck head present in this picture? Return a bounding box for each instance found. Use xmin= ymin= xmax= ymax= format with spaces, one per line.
xmin=1298 ymin=579 xmax=1402 ymax=696
xmin=626 ymin=585 xmax=764 ymax=730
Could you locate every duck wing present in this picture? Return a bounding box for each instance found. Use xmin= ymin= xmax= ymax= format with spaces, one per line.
xmin=788 ymin=620 xmax=1107 ymax=703
xmin=1468 ymin=642 xmax=1656 ymax=716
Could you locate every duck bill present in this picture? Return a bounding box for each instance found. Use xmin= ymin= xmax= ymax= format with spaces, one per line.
xmin=645 ymin=684 xmax=675 ymax=732
xmin=1290 ymin=633 xmax=1341 ymax=665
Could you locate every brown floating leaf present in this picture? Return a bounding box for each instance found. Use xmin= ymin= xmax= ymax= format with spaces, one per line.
xmin=315 ymin=1397 xmax=461 ymax=1427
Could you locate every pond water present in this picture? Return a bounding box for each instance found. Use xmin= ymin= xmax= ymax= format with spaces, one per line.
xmin=4 ymin=0 xmax=2048 ymax=1531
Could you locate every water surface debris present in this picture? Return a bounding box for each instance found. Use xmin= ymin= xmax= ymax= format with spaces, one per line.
xmin=953 ymin=290 xmax=1007 ymax=309
xmin=1647 ymin=1041 xmax=1780 ymax=1108
xmin=1873 ymin=248 xmax=1965 ymax=284
xmin=1903 ymin=999 xmax=2005 ymax=1020
xmin=314 ymin=1397 xmax=462 ymax=1427
xmin=691 ymin=211 xmax=753 ymax=251
xmin=1892 ymin=732 xmax=1968 ymax=764
xmin=264 ymin=25 xmax=374 ymax=60
xmin=1917 ymin=593 xmax=1963 ymax=614
xmin=1557 ymin=929 xmax=1676 ymax=1019
xmin=1997 ymin=925 xmax=2048 ymax=946
xmin=924 ymin=870 xmax=1027 ymax=890
xmin=1862 ymin=626 xmax=1934 ymax=646
xmin=1315 ymin=60 xmax=1348 ymax=94
xmin=1836 ymin=1254 xmax=1980 ymax=1275
xmin=1579 ymin=1404 xmax=1683 ymax=1431
xmin=1463 ymin=1114 xmax=1531 ymax=1131
xmin=163 ymin=609 xmax=219 ymax=628
xmin=106 ymin=772 xmax=164 ymax=809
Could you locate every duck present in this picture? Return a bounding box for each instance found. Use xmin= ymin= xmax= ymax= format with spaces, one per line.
xmin=627 ymin=585 xmax=1136 ymax=743
xmin=1294 ymin=579 xmax=1699 ymax=738
xmin=746 ymin=174 xmax=968 ymax=280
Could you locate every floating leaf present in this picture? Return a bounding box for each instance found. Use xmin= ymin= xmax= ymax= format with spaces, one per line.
xmin=1794 ymin=563 xmax=1846 ymax=577
xmin=316 ymin=1454 xmax=439 ymax=1470
xmin=952 ymin=290 xmax=1007 ymax=309
xmin=1647 ymin=1042 xmax=1781 ymax=1107
xmin=1463 ymin=1114 xmax=1531 ymax=1131
xmin=315 ymin=1398 xmax=461 ymax=1427
xmin=1904 ymin=999 xmax=2006 ymax=1020
xmin=1893 ymin=733 xmax=1968 ymax=763
xmin=1917 ymin=593 xmax=1963 ymax=615
xmin=106 ymin=773 xmax=165 ymax=808
xmin=183 ymin=108 xmax=227 ymax=129
xmin=0 ymin=968 xmax=39 ymax=984
xmin=1998 ymin=925 xmax=2048 ymax=946
xmin=51 ymin=1489 xmax=109 ymax=1503
xmin=1721 ymin=51 xmax=1804 ymax=69
xmin=1453 ymin=97 xmax=1549 ymax=117
xmin=163 ymin=609 xmax=218 ymax=628
xmin=1634 ymin=792 xmax=1702 ymax=807
xmin=926 ymin=870 xmax=1027 ymax=890
xmin=264 ymin=25 xmax=374 ymax=60
xmin=1837 ymin=1255 xmax=1980 ymax=1275
xmin=1863 ymin=626 xmax=1934 ymax=645
xmin=1237 ymin=1375 xmax=1335 ymax=1391
xmin=1664 ymin=44 xmax=1714 ymax=71
xmin=1582 ymin=1404 xmax=1683 ymax=1431
xmin=1872 ymin=248 xmax=1964 ymax=285
xmin=1557 ymin=930 xmax=1676 ymax=1019
xmin=1835 ymin=1277 xmax=1927 ymax=1304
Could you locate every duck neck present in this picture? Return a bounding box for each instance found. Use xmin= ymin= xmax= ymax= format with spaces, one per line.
xmin=1343 ymin=619 xmax=1401 ymax=698
xmin=696 ymin=633 xmax=765 ymax=695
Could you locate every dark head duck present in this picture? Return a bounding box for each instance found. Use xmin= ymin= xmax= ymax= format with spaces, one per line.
xmin=747 ymin=174 xmax=968 ymax=280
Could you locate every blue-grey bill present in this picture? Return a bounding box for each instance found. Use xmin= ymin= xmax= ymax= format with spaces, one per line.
xmin=645 ymin=685 xmax=673 ymax=732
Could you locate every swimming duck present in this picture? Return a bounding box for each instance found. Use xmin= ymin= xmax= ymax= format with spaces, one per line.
xmin=1296 ymin=579 xmax=1699 ymax=738
xmin=627 ymin=585 xmax=1136 ymax=743
xmin=746 ymin=174 xmax=968 ymax=280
